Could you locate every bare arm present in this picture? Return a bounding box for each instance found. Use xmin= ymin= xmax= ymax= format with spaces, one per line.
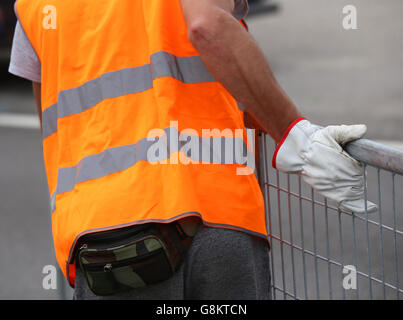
xmin=180 ymin=0 xmax=301 ymax=141
xmin=32 ymin=81 xmax=42 ymax=131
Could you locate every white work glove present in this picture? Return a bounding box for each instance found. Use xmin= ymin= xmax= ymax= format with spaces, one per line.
xmin=272 ymin=118 xmax=377 ymax=214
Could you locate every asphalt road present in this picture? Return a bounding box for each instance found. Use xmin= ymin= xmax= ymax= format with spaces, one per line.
xmin=0 ymin=0 xmax=402 ymax=299
xmin=249 ymin=0 xmax=403 ymax=142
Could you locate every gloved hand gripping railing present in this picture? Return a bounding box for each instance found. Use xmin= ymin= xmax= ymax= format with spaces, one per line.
xmin=272 ymin=118 xmax=381 ymax=214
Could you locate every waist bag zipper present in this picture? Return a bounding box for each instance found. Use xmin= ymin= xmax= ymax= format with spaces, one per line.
xmin=83 ymin=248 xmax=166 ymax=272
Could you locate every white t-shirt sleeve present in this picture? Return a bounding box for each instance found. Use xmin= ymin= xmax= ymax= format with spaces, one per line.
xmin=8 ymin=21 xmax=42 ymax=83
xmin=233 ymin=0 xmax=249 ymax=20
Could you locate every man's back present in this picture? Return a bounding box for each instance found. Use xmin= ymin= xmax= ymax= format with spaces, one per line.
xmin=13 ymin=0 xmax=266 ymax=287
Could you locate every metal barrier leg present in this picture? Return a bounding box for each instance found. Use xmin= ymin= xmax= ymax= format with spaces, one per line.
xmin=275 ymin=156 xmax=287 ymax=299
xmin=351 ymin=212 xmax=360 ymax=299
xmin=363 ymin=165 xmax=373 ymax=299
xmin=392 ymin=173 xmax=400 ymax=299
xmin=324 ymin=199 xmax=333 ymax=300
xmin=298 ymin=177 xmax=308 ymax=299
xmin=260 ymin=134 xmax=277 ymax=300
xmin=337 ymin=209 xmax=346 ymax=300
xmin=287 ymin=174 xmax=297 ymax=298
xmin=311 ymin=189 xmax=320 ymax=299
xmin=377 ymin=168 xmax=386 ymax=299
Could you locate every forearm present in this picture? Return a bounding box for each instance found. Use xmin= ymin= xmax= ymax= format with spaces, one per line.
xmin=182 ymin=2 xmax=301 ymax=141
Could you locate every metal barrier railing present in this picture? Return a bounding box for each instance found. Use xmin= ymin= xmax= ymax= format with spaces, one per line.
xmin=258 ymin=133 xmax=403 ymax=300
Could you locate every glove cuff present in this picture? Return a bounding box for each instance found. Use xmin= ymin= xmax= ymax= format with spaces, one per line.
xmin=272 ymin=117 xmax=306 ymax=169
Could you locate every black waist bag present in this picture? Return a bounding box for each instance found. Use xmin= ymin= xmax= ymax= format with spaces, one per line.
xmin=76 ymin=222 xmax=194 ymax=296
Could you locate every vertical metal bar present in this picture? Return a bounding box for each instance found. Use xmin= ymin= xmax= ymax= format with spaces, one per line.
xmin=351 ymin=212 xmax=360 ymax=299
xmin=276 ymin=167 xmax=287 ymax=299
xmin=298 ymin=177 xmax=308 ymax=299
xmin=261 ymin=134 xmax=277 ymax=300
xmin=363 ymin=165 xmax=373 ymax=299
xmin=324 ymin=199 xmax=333 ymax=299
xmin=311 ymin=189 xmax=320 ymax=299
xmin=391 ymin=173 xmax=400 ymax=299
xmin=377 ymin=168 xmax=386 ymax=299
xmin=287 ymin=174 xmax=297 ymax=298
xmin=337 ymin=209 xmax=346 ymax=300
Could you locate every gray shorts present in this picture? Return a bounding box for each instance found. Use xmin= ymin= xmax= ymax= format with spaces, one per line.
xmin=73 ymin=225 xmax=272 ymax=300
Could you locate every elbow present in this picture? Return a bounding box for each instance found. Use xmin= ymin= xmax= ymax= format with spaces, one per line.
xmin=188 ymin=19 xmax=214 ymax=46
xmin=187 ymin=12 xmax=226 ymax=47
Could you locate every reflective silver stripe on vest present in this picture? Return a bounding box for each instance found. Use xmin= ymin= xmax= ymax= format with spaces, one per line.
xmin=42 ymin=52 xmax=216 ymax=139
xmin=49 ymin=127 xmax=255 ymax=213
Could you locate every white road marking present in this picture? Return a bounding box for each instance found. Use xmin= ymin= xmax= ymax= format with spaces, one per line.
xmin=1 ymin=113 xmax=402 ymax=151
xmin=0 ymin=113 xmax=40 ymax=129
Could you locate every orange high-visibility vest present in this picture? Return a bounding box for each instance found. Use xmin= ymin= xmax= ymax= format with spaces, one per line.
xmin=15 ymin=0 xmax=267 ymax=287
